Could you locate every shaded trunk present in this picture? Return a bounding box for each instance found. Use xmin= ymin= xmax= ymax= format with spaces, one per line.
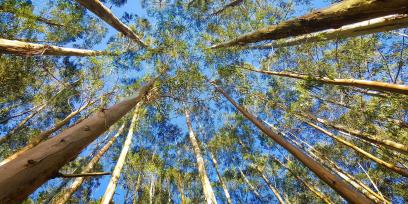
xmin=184 ymin=110 xmax=218 ymax=204
xmin=244 ymin=67 xmax=408 ymax=95
xmin=0 ymin=79 xmax=154 ymax=203
xmin=56 ymin=172 xmax=111 ymax=178
xmin=1 ymin=98 xmax=98 ymax=166
xmin=0 ymin=6 xmax=64 ymax=27
xmin=303 ymin=120 xmax=408 ymax=177
xmin=212 ymin=82 xmax=372 ymax=203
xmin=208 ymin=150 xmax=232 ymax=204
xmin=52 ymin=124 xmax=125 ymax=204
xmin=74 ymin=0 xmax=146 ymax=47
xmin=0 ymin=105 xmax=41 ymax=124
xmin=253 ymin=165 xmax=285 ymax=204
xmin=101 ymin=103 xmax=142 ymax=204
xmin=210 ymin=0 xmax=244 ymax=16
xmin=239 ymin=168 xmax=262 ymax=201
xmin=212 ymin=0 xmax=408 ymax=48
xmin=248 ymin=14 xmax=408 ymax=49
xmin=0 ymin=38 xmax=107 ymax=56
xmin=176 ymin=173 xmax=186 ymax=204
xmin=133 ymin=172 xmax=143 ymax=204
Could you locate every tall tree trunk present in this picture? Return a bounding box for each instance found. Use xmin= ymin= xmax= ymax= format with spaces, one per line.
xmin=211 ymin=82 xmax=372 ymax=203
xmin=253 ymin=165 xmax=285 ymax=204
xmin=133 ymin=171 xmax=143 ymax=204
xmin=244 ymin=67 xmax=408 ymax=95
xmin=303 ymin=120 xmax=408 ymax=177
xmin=74 ymin=0 xmax=146 ymax=47
xmin=0 ymin=79 xmax=154 ymax=203
xmin=247 ymin=14 xmax=408 ymax=49
xmin=271 ymin=155 xmax=334 ymax=204
xmin=51 ymin=124 xmax=125 ymax=203
xmin=208 ymin=150 xmax=233 ymax=204
xmin=1 ymin=97 xmax=99 ymax=166
xmin=0 ymin=6 xmax=64 ymax=27
xmin=238 ymin=168 xmax=262 ymax=201
xmin=303 ymin=113 xmax=408 ymax=155
xmin=0 ymin=38 xmax=107 ymax=56
xmin=167 ymin=176 xmax=172 ymax=204
xmin=210 ymin=0 xmax=244 ymax=16
xmin=286 ymin=132 xmax=390 ymax=204
xmin=184 ymin=109 xmax=218 ymax=204
xmin=176 ymin=172 xmax=186 ymax=204
xmin=211 ymin=0 xmax=408 ymax=48
xmin=149 ymin=173 xmax=155 ymax=204
xmin=101 ymin=103 xmax=142 ymax=204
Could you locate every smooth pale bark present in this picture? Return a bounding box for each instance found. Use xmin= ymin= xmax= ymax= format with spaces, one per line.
xmin=210 ymin=0 xmax=244 ymax=16
xmin=286 ymin=132 xmax=389 ymax=204
xmin=304 ymin=120 xmax=408 ymax=177
xmin=57 ymin=172 xmax=111 ymax=178
xmin=1 ymin=98 xmax=98 ymax=166
xmin=212 ymin=0 xmax=408 ymax=48
xmin=239 ymin=168 xmax=262 ymax=201
xmin=212 ymin=82 xmax=372 ymax=203
xmin=303 ymin=113 xmax=408 ymax=155
xmin=184 ymin=110 xmax=218 ymax=204
xmin=74 ymin=0 xmax=146 ymax=47
xmin=0 ymin=38 xmax=107 ymax=56
xmin=176 ymin=173 xmax=186 ymax=204
xmin=247 ymin=14 xmax=408 ymax=49
xmin=101 ymin=104 xmax=142 ymax=204
xmin=208 ymin=150 xmax=232 ymax=204
xmin=244 ymin=67 xmax=408 ymax=95
xmin=0 ymin=79 xmax=154 ymax=203
xmin=52 ymin=124 xmax=125 ymax=204
xmin=149 ymin=173 xmax=155 ymax=204
xmin=253 ymin=165 xmax=285 ymax=204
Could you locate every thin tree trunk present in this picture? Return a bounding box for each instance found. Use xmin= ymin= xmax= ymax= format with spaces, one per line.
xmin=0 ymin=38 xmax=107 ymax=56
xmin=133 ymin=171 xmax=143 ymax=204
xmin=244 ymin=67 xmax=408 ymax=95
xmin=0 ymin=105 xmax=41 ymax=124
xmin=74 ymin=0 xmax=146 ymax=47
xmin=210 ymin=0 xmax=244 ymax=16
xmin=211 ymin=0 xmax=408 ymax=48
xmin=247 ymin=14 xmax=408 ymax=49
xmin=184 ymin=109 xmax=218 ymax=204
xmin=176 ymin=173 xmax=186 ymax=204
xmin=271 ymin=156 xmax=334 ymax=204
xmin=0 ymin=6 xmax=64 ymax=27
xmin=52 ymin=124 xmax=124 ymax=204
xmin=56 ymin=172 xmax=111 ymax=178
xmin=239 ymin=168 xmax=262 ymax=201
xmin=1 ymin=98 xmax=98 ymax=166
xmin=211 ymin=82 xmax=372 ymax=203
xmin=253 ymin=165 xmax=285 ymax=204
xmin=101 ymin=103 xmax=142 ymax=204
xmin=303 ymin=120 xmax=408 ymax=177
xmin=208 ymin=150 xmax=232 ymax=204
xmin=0 ymin=79 xmax=154 ymax=203
xmin=167 ymin=176 xmax=172 ymax=204
xmin=149 ymin=173 xmax=155 ymax=204
xmin=303 ymin=113 xmax=408 ymax=155
xmin=286 ymin=132 xmax=390 ymax=204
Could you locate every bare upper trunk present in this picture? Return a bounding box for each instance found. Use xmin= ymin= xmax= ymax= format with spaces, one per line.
xmin=0 ymin=79 xmax=154 ymax=203
xmin=212 ymin=0 xmax=408 ymax=48
xmin=239 ymin=168 xmax=262 ymax=201
xmin=253 ymin=165 xmax=285 ymax=204
xmin=210 ymin=0 xmax=244 ymax=16
xmin=212 ymin=82 xmax=372 ymax=203
xmin=208 ymin=150 xmax=232 ymax=204
xmin=74 ymin=0 xmax=146 ymax=47
xmin=184 ymin=110 xmax=218 ymax=204
xmin=101 ymin=103 xmax=142 ymax=204
xmin=0 ymin=38 xmax=107 ymax=56
xmin=176 ymin=173 xmax=186 ymax=204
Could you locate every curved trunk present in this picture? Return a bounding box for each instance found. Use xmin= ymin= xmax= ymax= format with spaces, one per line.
xmin=74 ymin=0 xmax=146 ymax=47
xmin=212 ymin=0 xmax=408 ymax=48
xmin=52 ymin=124 xmax=124 ymax=204
xmin=244 ymin=67 xmax=408 ymax=95
xmin=248 ymin=14 xmax=408 ymax=49
xmin=101 ymin=103 xmax=142 ymax=204
xmin=253 ymin=165 xmax=285 ymax=204
xmin=0 ymin=79 xmax=154 ymax=203
xmin=212 ymin=82 xmax=372 ymax=203
xmin=208 ymin=150 xmax=232 ymax=204
xmin=184 ymin=110 xmax=218 ymax=204
xmin=304 ymin=120 xmax=408 ymax=177
xmin=0 ymin=38 xmax=107 ymax=56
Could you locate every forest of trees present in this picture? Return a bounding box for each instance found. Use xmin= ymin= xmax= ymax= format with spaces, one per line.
xmin=0 ymin=0 xmax=407 ymax=203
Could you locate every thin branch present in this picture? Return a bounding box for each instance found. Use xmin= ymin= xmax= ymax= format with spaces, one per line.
xmin=56 ymin=172 xmax=111 ymax=178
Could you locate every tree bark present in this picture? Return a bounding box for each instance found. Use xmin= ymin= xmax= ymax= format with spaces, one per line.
xmin=0 ymin=79 xmax=154 ymax=203
xmin=303 ymin=120 xmax=408 ymax=177
xmin=211 ymin=82 xmax=372 ymax=203
xmin=184 ymin=109 xmax=218 ymax=204
xmin=101 ymin=103 xmax=142 ymax=204
xmin=0 ymin=38 xmax=107 ymax=56
xmin=211 ymin=0 xmax=408 ymax=48
xmin=176 ymin=172 xmax=186 ymax=204
xmin=210 ymin=0 xmax=244 ymax=16
xmin=133 ymin=171 xmax=143 ymax=204
xmin=1 ymin=98 xmax=99 ymax=166
xmin=247 ymin=14 xmax=408 ymax=49
xmin=208 ymin=150 xmax=232 ymax=204
xmin=74 ymin=0 xmax=147 ymax=47
xmin=149 ymin=173 xmax=155 ymax=204
xmin=0 ymin=7 xmax=64 ymax=27
xmin=238 ymin=168 xmax=262 ymax=201
xmin=56 ymin=172 xmax=111 ymax=178
xmin=52 ymin=124 xmax=124 ymax=204
xmin=244 ymin=67 xmax=408 ymax=95
xmin=253 ymin=165 xmax=285 ymax=204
